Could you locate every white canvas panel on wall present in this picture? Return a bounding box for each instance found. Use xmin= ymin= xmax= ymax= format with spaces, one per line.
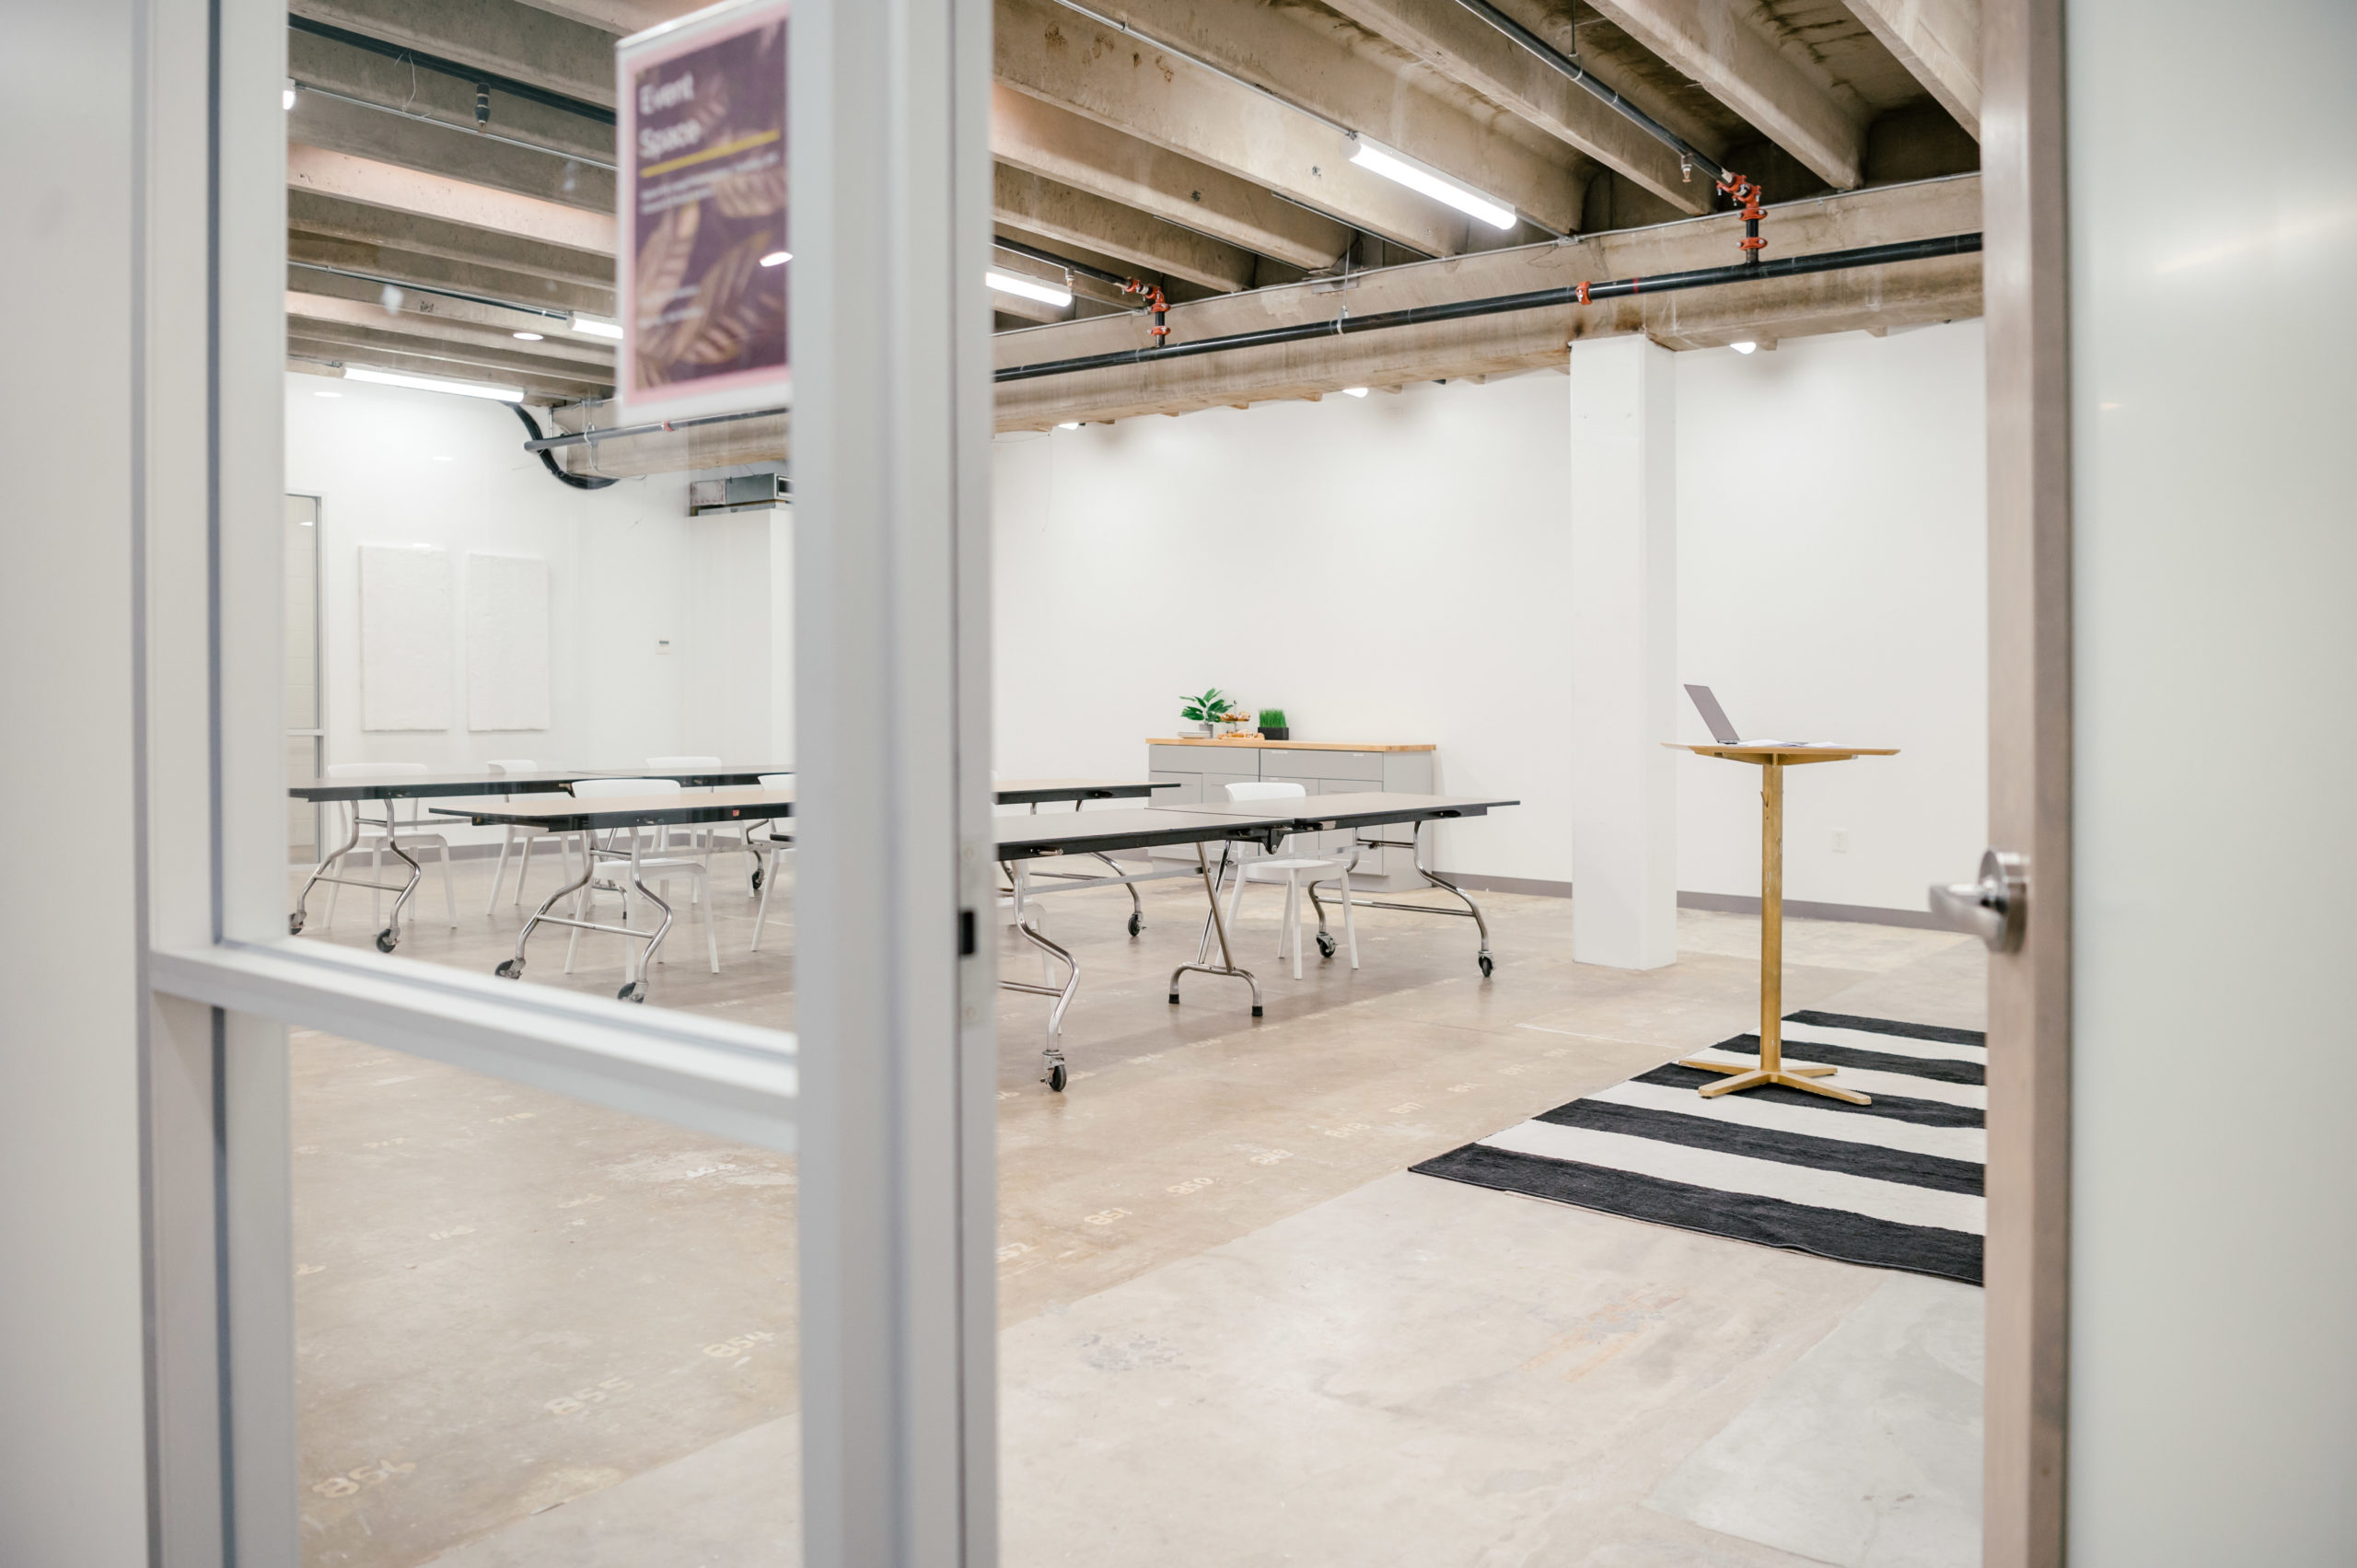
xmin=358 ymin=544 xmax=453 ymax=731
xmin=466 ymin=552 xmax=552 ymax=731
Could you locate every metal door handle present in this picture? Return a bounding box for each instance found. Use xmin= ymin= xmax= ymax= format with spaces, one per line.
xmin=1928 ymin=849 xmax=2026 ymax=952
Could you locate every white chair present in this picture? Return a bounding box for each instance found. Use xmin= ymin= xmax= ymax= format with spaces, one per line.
xmin=482 ymin=759 xmax=574 ymax=915
xmin=748 ymin=773 xmax=796 ymax=951
xmin=321 ymin=762 xmax=458 ymax=935
xmin=563 ymin=777 xmax=720 ymax=978
xmin=644 ymin=754 xmax=742 ymax=892
xmin=1218 ymin=780 xmax=1358 ymax=980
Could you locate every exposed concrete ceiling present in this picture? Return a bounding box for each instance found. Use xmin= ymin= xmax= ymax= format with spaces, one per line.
xmin=279 ymin=0 xmax=1982 ymax=423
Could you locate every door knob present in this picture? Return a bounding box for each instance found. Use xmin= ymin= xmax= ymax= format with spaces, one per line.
xmin=1928 ymin=849 xmax=2026 ymax=952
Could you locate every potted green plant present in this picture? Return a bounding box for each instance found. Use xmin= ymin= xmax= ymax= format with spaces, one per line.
xmin=1257 ymin=707 xmax=1289 ymax=740
xmin=1178 ymin=687 xmax=1235 ymax=737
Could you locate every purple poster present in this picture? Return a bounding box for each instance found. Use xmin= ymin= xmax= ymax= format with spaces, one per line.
xmin=616 ymin=0 xmax=790 ymax=417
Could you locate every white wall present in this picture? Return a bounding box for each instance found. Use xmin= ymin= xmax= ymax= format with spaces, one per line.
xmin=1674 ymin=323 xmax=1989 ymax=912
xmin=2065 ymin=0 xmax=2357 ymax=1558
xmin=993 ymin=321 xmax=1987 ymax=912
xmin=284 ymin=373 xmax=787 ymax=845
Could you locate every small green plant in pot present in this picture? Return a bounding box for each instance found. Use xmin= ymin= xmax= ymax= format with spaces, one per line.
xmin=1179 ymin=687 xmax=1235 ymax=737
xmin=1258 ymin=707 xmax=1289 ymax=740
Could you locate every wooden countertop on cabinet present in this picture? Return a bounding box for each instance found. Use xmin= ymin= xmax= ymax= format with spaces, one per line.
xmin=1145 ymin=738 xmax=1436 ymax=752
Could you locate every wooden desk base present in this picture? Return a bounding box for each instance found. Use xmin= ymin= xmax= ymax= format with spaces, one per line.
xmin=1677 ymin=1058 xmax=1871 ymax=1106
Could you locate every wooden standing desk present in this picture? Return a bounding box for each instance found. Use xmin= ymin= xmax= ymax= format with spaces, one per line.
xmin=1667 ymin=743 xmax=1898 ymax=1104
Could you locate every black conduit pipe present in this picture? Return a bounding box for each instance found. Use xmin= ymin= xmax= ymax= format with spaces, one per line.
xmin=993 ymin=234 xmax=1981 ymax=385
xmin=513 ymin=403 xmax=618 ymax=486
xmin=519 ymin=234 xmax=1981 ymax=453
xmin=1445 ymin=0 xmax=1726 ymax=185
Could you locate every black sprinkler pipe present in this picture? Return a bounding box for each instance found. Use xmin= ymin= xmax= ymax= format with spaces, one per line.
xmin=520 ymin=403 xmax=783 ymax=455
xmin=513 ymin=403 xmax=618 ymax=486
xmin=992 ymin=233 xmax=1982 ymax=385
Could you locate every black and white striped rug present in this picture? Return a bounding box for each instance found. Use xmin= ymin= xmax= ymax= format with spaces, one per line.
xmin=1413 ymin=1011 xmax=1987 ymax=1284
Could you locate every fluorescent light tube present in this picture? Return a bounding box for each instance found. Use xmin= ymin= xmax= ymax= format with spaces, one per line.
xmin=283 ymin=80 xmax=298 ymax=110
xmin=987 ymin=270 xmax=1073 ymax=308
xmin=343 ymin=366 xmax=526 ymax=403
xmin=512 ymin=331 xmax=544 ymax=341
xmin=1729 ymin=341 xmax=1758 ymax=354
xmin=760 ymin=250 xmax=791 ymax=267
xmin=1341 ymin=387 xmax=1369 ymax=398
xmin=1349 ymin=141 xmax=1515 ymax=231
xmin=569 ymin=314 xmax=624 ymax=340
xmin=1056 ymin=422 xmax=1080 ymax=430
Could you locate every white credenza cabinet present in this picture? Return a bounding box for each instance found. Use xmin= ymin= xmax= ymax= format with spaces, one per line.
xmin=1144 ymin=740 xmax=1436 ymax=890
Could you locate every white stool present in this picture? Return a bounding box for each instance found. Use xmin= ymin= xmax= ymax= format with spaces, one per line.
xmin=482 ymin=759 xmax=573 ymax=914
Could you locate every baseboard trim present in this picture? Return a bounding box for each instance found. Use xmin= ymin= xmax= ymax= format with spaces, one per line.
xmin=1435 ymin=871 xmax=1575 ymax=900
xmin=1676 ymin=890 xmax=1944 ymax=930
xmin=1435 ymin=874 xmax=1941 ymax=932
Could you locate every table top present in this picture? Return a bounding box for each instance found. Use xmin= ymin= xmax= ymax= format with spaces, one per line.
xmin=995 ymin=806 xmax=1301 ymax=861
xmin=1178 ymin=791 xmax=1519 ymax=829
xmin=292 ymin=764 xmax=795 ymax=801
xmin=1149 ymin=737 xmax=1435 ymax=752
xmin=1666 ymin=744 xmax=1898 ymax=764
xmin=993 ymin=777 xmax=1179 ymax=804
xmin=435 ymin=785 xmax=796 ymax=832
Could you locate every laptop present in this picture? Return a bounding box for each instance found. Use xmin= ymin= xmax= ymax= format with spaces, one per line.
xmin=1685 ymin=685 xmax=1808 ymax=748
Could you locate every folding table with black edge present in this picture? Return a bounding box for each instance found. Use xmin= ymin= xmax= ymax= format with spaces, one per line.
xmin=993 ymin=777 xmax=1182 ymax=937
xmin=1171 ymin=792 xmax=1524 ymax=978
xmin=993 ymin=804 xmax=1306 ymax=1090
xmin=288 ymin=764 xmax=795 ymax=951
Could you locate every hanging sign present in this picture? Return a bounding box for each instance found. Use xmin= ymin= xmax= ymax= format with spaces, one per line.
xmin=614 ymin=0 xmax=791 ymax=420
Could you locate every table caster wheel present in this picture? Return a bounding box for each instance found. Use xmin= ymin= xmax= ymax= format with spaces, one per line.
xmin=1127 ymin=911 xmax=1144 ymax=937
xmin=494 ymin=958 xmax=524 ymax=980
xmin=1167 ymin=992 xmax=1181 ymax=1005
xmin=618 ymin=981 xmax=648 ymax=1004
xmin=375 ymin=929 xmax=398 ymax=954
xmin=288 ymin=912 xmax=306 ymax=935
xmin=750 ymin=867 xmax=764 ymax=893
xmin=1251 ymin=1004 xmax=1264 ymax=1017
xmin=1478 ymin=952 xmax=1494 ymax=979
xmin=1042 ymin=1057 xmax=1068 ymax=1093
xmin=1317 ymin=931 xmax=1337 ymax=959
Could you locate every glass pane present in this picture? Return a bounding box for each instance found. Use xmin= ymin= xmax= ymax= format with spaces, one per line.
xmin=284 ymin=494 xmax=319 ymax=730
xmin=288 ymin=734 xmax=320 ymax=864
xmin=292 ymin=1031 xmax=797 ymax=1566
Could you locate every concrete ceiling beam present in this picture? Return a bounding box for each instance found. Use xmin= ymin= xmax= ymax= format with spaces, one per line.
xmin=992 ymin=250 xmax=1978 ymax=424
xmin=290 ymin=0 xmax=617 ymax=109
xmin=1074 ymin=0 xmax=1592 ymax=234
xmin=287 ymin=237 xmax=616 ymax=317
xmin=508 ymin=0 xmax=703 ymax=37
xmin=1311 ymin=0 xmax=1711 ymax=215
xmin=284 ymin=283 xmax=616 ymax=366
xmin=1842 ymin=0 xmax=1981 ymax=138
xmin=288 ymin=92 xmax=615 ymax=213
xmin=1583 ymin=0 xmax=1868 ymax=189
xmin=289 ymin=144 xmax=618 ymax=253
xmin=288 ymin=189 xmax=613 ymax=289
xmin=287 ymin=327 xmax=613 ymax=401
xmin=996 ymin=0 xmax=1498 ymax=256
xmin=288 ymin=29 xmax=612 ymax=162
xmin=993 ymin=164 xmax=1256 ymax=292
xmin=991 ymin=172 xmax=1978 ymax=419
xmin=991 ymin=87 xmax=1350 ymax=270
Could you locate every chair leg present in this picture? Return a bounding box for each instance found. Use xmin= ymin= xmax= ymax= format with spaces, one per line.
xmin=486 ymin=829 xmax=514 ymax=916
xmin=564 ymin=874 xmax=589 ymax=973
xmin=1340 ymin=867 xmax=1360 ymax=969
xmin=750 ymin=850 xmax=777 ymax=951
xmin=1227 ymin=856 xmax=1250 ymax=950
xmin=369 ymin=842 xmax=384 ymax=929
xmin=1286 ymin=875 xmax=1304 ymax=980
xmin=703 ymin=877 xmax=719 ymax=973
xmin=514 ymin=831 xmax=537 ymax=908
xmin=440 ymin=843 xmax=458 ymax=928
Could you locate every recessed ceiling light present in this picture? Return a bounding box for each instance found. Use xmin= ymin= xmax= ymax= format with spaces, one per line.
xmin=1341 ymin=387 xmax=1369 ymax=398
xmin=1349 ymin=140 xmax=1515 ymax=230
xmin=987 ymin=270 xmax=1073 ymax=308
xmin=569 ymin=314 xmax=623 ymax=340
xmin=343 ymin=366 xmax=526 ymax=402
xmin=513 ymin=331 xmax=544 ymax=341
xmin=1729 ymin=341 xmax=1758 ymax=354
xmin=760 ymin=250 xmax=792 ymax=267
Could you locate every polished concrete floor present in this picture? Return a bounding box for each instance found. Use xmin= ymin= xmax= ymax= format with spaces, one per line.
xmin=288 ymin=847 xmax=1983 ymax=1567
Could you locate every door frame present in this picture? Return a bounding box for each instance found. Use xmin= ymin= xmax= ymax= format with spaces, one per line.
xmin=1981 ymin=0 xmax=2073 ymax=1562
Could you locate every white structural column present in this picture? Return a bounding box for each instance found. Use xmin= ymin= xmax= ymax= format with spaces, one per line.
xmin=795 ymin=0 xmax=1000 ymax=1563
xmin=1568 ymin=335 xmax=1678 ymax=969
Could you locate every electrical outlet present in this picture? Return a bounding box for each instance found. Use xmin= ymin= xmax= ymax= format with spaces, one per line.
xmin=1831 ymin=829 xmax=1849 ymax=854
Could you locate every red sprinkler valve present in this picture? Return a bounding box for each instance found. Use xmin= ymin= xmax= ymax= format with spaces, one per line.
xmin=1716 ymin=173 xmax=1767 ymax=263
xmin=1122 ymin=279 xmax=1174 ymax=343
